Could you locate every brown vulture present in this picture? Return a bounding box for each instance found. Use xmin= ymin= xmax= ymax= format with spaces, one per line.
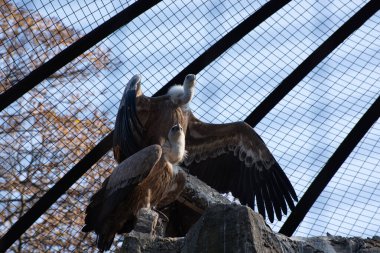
xmin=83 ymin=124 xmax=186 ymax=252
xmin=113 ymin=74 xmax=298 ymax=223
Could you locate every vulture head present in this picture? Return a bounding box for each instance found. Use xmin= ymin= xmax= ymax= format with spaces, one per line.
xmin=167 ymin=74 xmax=196 ymax=106
xmin=162 ymin=124 xmax=185 ymax=165
xmin=163 ymin=123 xmax=187 ymax=165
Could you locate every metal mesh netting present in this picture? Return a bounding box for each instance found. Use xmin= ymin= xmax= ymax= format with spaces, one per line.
xmin=257 ymin=9 xmax=380 ymax=235
xmin=0 ymin=0 xmax=121 ymax=93
xmin=0 ymin=0 xmax=379 ymax=252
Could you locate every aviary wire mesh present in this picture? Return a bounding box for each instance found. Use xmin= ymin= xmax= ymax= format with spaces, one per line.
xmin=0 ymin=0 xmax=379 ymax=252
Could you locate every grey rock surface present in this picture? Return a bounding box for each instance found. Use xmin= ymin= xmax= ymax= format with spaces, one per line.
xmin=177 ymin=172 xmax=231 ymax=212
xmin=119 ymin=232 xmax=184 ymax=253
xmin=119 ymin=174 xmax=380 ymax=253
xmin=182 ymin=204 xmax=283 ymax=253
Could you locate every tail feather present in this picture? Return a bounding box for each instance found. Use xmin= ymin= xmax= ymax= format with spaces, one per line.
xmin=81 ymin=224 xmax=92 ymax=232
xmin=97 ymin=233 xmax=115 ymax=252
xmin=82 ymin=178 xmax=110 ymax=232
xmin=118 ymin=216 xmax=137 ymax=234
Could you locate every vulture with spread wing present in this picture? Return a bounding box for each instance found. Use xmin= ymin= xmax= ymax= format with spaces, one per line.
xmin=113 ymin=74 xmax=298 ymax=223
xmin=83 ymin=124 xmax=186 ymax=252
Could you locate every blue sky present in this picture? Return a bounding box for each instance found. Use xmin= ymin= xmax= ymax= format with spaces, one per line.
xmin=17 ymin=0 xmax=380 ymax=238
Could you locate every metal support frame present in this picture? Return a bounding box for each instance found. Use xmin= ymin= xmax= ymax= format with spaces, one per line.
xmin=0 ymin=0 xmax=288 ymax=250
xmin=1 ymin=0 xmax=379 ymax=251
xmin=0 ymin=135 xmax=113 ymax=252
xmin=0 ymin=0 xmax=162 ymax=112
xmin=276 ymin=0 xmax=380 ymax=236
xmin=245 ymin=0 xmax=380 ymax=128
xmin=279 ymin=95 xmax=380 ymax=236
xmin=153 ymin=0 xmax=291 ymax=96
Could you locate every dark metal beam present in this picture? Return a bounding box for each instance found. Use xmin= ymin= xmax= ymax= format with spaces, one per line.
xmin=245 ymin=0 xmax=380 ymax=128
xmin=3 ymin=0 xmax=377 ymax=249
xmin=276 ymin=0 xmax=380 ymax=236
xmin=0 ymin=0 xmax=162 ymax=112
xmin=154 ymin=0 xmax=291 ymax=96
xmin=0 ymin=134 xmax=113 ymax=252
xmin=0 ymin=1 xmax=287 ymax=250
xmin=279 ymin=95 xmax=380 ymax=236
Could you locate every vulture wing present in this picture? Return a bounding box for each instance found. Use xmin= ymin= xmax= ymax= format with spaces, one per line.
xmin=113 ymin=74 xmax=144 ymax=163
xmin=184 ymin=112 xmax=298 ymax=222
xmin=82 ymin=144 xmax=162 ymax=233
xmin=113 ymin=74 xmax=176 ymax=163
xmin=106 ymin=144 xmax=162 ymax=195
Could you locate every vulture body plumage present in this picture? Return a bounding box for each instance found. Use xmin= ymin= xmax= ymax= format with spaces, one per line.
xmin=83 ymin=124 xmax=186 ymax=252
xmin=113 ymin=74 xmax=298 ymax=223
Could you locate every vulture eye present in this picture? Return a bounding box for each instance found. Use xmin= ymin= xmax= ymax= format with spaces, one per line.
xmin=172 ymin=125 xmax=180 ymax=131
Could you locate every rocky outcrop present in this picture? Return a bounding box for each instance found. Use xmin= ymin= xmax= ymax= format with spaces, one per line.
xmin=184 ymin=204 xmax=380 ymax=253
xmin=182 ymin=204 xmax=282 ymax=253
xmin=281 ymin=234 xmax=380 ymax=253
xmin=119 ymin=174 xmax=380 ymax=253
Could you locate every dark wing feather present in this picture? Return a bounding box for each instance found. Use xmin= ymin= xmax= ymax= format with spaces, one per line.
xmin=105 ymin=144 xmax=162 ymax=201
xmin=113 ymin=74 xmax=178 ymax=163
xmin=94 ymin=143 xmax=163 ymax=253
xmin=184 ymin=112 xmax=297 ymax=222
xmin=83 ymin=145 xmax=162 ymax=233
xmin=113 ymin=74 xmax=144 ymax=163
xmin=82 ymin=177 xmax=110 ymax=232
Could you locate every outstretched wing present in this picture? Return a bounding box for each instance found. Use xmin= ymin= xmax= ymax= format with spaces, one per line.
xmin=113 ymin=74 xmax=177 ymax=163
xmin=83 ymin=144 xmax=162 ymax=232
xmin=184 ymin=112 xmax=298 ymax=222
xmin=113 ymin=74 xmax=144 ymax=163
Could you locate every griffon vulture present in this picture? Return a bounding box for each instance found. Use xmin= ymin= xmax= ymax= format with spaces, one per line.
xmin=83 ymin=124 xmax=186 ymax=252
xmin=113 ymin=74 xmax=298 ymax=223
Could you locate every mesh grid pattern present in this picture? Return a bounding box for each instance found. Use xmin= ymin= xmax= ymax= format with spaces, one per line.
xmin=193 ymin=0 xmax=370 ymax=123
xmin=0 ymin=0 xmax=122 ymax=92
xmin=0 ymin=0 xmax=379 ymax=251
xmin=258 ymin=10 xmax=380 ymax=235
